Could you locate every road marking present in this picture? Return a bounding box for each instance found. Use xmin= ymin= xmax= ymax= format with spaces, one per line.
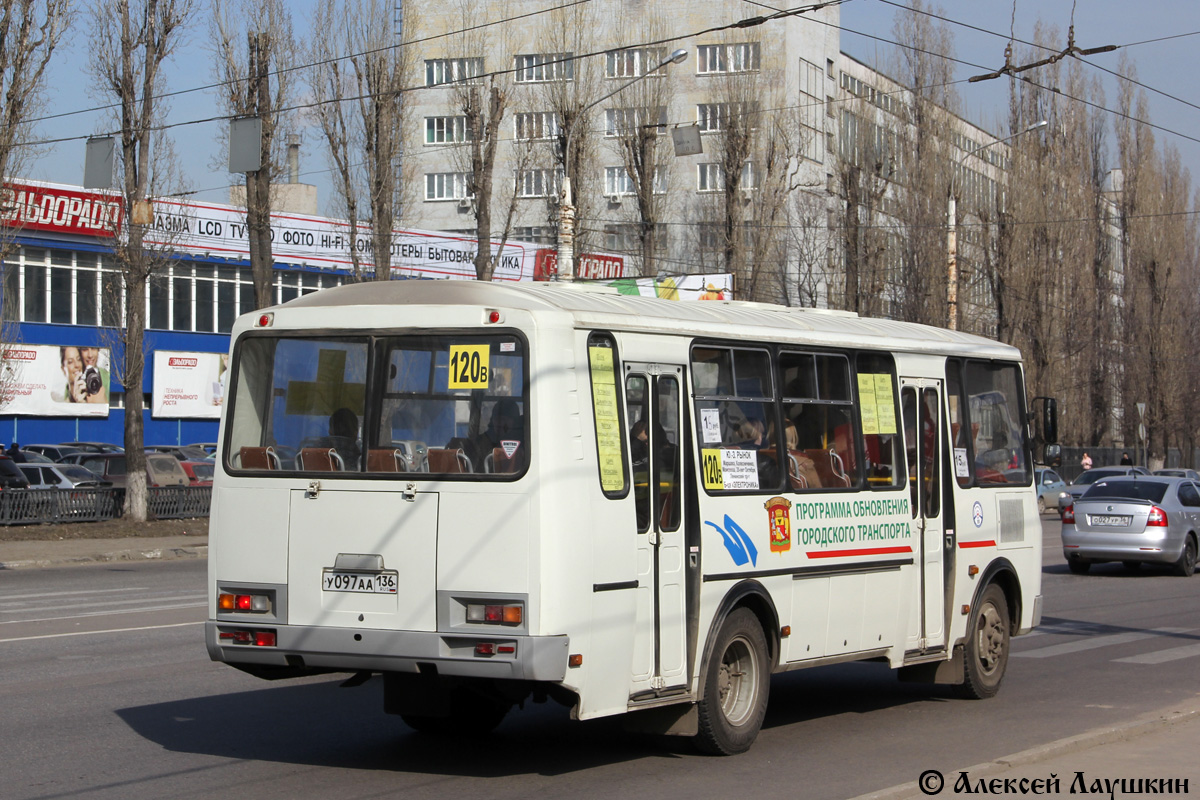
xmin=0 ymin=620 xmax=204 ymax=643
xmin=1012 ymin=627 xmax=1191 ymax=658
xmin=0 ymin=602 xmax=206 ymax=625
xmin=1114 ymin=642 xmax=1200 ymax=664
xmin=0 ymin=587 xmax=148 ymax=601
xmin=0 ymin=593 xmax=206 ymax=614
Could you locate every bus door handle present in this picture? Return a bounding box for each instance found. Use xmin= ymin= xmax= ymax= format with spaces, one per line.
xmin=305 ymin=480 xmax=321 ymax=499
xmin=648 ymin=530 xmax=659 ymax=545
xmin=944 ymin=530 xmax=955 ymax=550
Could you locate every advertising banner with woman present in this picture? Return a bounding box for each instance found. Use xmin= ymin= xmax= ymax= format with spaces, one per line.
xmin=0 ymin=345 xmax=111 ymax=416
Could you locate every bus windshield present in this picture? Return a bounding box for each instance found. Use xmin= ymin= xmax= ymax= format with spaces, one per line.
xmin=225 ymin=333 xmax=527 ymax=476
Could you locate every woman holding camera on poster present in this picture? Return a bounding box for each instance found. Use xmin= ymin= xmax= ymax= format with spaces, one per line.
xmin=52 ymin=346 xmax=109 ymax=405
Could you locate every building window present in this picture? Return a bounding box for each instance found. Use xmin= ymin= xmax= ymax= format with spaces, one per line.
xmin=605 ymin=106 xmax=666 ymax=137
xmin=696 ymin=102 xmax=757 ymax=133
xmin=425 ymin=172 xmax=472 ymax=201
xmin=604 ymin=223 xmax=641 ymax=253
xmin=697 ymin=162 xmax=756 ymax=192
xmin=606 ymin=47 xmax=667 ymax=78
xmin=516 ymin=168 xmax=562 ymax=198
xmin=425 ymin=57 xmax=484 ymax=86
xmin=697 ymin=42 xmax=760 ymax=74
xmin=514 ymin=53 xmax=573 ymax=83
xmin=798 ymin=58 xmax=824 ymax=162
xmin=605 ymin=166 xmax=667 ymax=197
xmin=425 ymin=116 xmax=473 ymax=144
xmin=515 ymin=111 xmax=560 ymax=141
xmin=513 ymin=226 xmax=555 ymax=244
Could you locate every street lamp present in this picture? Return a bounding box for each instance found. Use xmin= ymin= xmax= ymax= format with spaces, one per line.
xmin=947 ymin=119 xmax=1047 ymax=329
xmin=556 ymin=48 xmax=687 ymax=281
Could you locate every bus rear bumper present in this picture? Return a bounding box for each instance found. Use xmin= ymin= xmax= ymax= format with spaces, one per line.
xmin=206 ymin=621 xmax=570 ymax=682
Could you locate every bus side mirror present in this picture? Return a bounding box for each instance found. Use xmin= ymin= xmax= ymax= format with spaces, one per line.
xmin=1043 ymin=443 xmax=1062 ymax=467
xmin=1042 ymin=398 xmax=1058 ymax=444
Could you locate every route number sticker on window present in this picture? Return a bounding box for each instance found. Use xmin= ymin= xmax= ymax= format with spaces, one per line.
xmin=448 ymin=345 xmax=490 ymax=389
xmin=702 ymin=448 xmax=759 ymax=490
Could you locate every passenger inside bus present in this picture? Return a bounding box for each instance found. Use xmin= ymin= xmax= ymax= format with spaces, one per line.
xmin=468 ymin=398 xmax=525 ymax=473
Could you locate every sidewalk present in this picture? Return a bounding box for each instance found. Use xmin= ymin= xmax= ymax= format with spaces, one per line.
xmin=0 ymin=535 xmax=207 ymax=569
xmin=857 ymin=697 xmax=1200 ymax=798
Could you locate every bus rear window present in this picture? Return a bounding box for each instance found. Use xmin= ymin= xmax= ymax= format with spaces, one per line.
xmin=226 ymin=334 xmax=527 ymax=477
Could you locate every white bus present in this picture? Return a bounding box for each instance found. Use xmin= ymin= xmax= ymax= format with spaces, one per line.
xmin=206 ymin=280 xmax=1055 ymax=754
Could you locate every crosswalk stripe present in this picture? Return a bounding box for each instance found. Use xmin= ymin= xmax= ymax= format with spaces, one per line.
xmin=1012 ymin=627 xmax=1191 ymax=658
xmin=1114 ymin=642 xmax=1200 ymax=664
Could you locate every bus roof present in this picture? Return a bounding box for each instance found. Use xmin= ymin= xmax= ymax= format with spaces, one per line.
xmin=280 ymin=280 xmax=1021 ymax=361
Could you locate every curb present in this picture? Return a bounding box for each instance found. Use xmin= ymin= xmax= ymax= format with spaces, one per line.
xmin=0 ymin=543 xmax=208 ymax=570
xmin=853 ymin=696 xmax=1200 ymax=799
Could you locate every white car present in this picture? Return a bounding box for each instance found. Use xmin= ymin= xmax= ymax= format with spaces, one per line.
xmin=18 ymin=463 xmax=112 ymax=489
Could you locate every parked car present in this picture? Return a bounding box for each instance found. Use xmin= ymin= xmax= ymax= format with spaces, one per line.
xmin=71 ymin=452 xmax=189 ymax=488
xmin=23 ymin=444 xmax=83 ymax=462
xmin=19 ymin=450 xmax=55 ymax=464
xmin=1034 ymin=467 xmax=1068 ymax=515
xmin=146 ymin=444 xmax=211 ymax=462
xmin=187 ymin=442 xmax=218 ymax=456
xmin=179 ymin=460 xmax=214 ymax=486
xmin=61 ymin=441 xmax=124 ymax=454
xmin=1062 ymin=476 xmax=1199 ymax=576
xmin=0 ymin=455 xmax=31 ymax=489
xmin=1154 ymin=468 xmax=1200 ymax=481
xmin=1062 ymin=466 xmax=1152 ymax=505
xmin=18 ymin=463 xmax=112 ymax=489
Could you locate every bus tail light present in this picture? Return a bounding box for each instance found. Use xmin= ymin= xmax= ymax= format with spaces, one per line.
xmin=466 ymin=603 xmax=523 ymax=625
xmin=218 ymin=628 xmax=276 ymax=647
xmin=218 ymin=593 xmax=271 ymax=613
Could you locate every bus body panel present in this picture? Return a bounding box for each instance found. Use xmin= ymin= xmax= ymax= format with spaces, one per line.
xmin=206 ymin=281 xmax=1045 ymax=739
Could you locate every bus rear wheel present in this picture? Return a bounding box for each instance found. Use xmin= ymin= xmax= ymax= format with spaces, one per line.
xmin=956 ymin=584 xmax=1010 ymax=700
xmin=694 ymin=608 xmax=770 ymax=755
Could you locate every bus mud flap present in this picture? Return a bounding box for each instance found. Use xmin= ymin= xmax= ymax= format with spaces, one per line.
xmin=898 ymin=645 xmax=964 ymax=684
xmin=622 ymin=703 xmax=699 ymax=737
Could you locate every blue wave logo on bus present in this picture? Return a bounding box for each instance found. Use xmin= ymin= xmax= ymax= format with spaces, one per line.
xmin=706 ymin=515 xmax=758 ymax=567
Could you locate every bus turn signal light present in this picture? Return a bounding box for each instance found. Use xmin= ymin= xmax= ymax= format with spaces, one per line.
xmin=466 ymin=603 xmax=523 ymax=625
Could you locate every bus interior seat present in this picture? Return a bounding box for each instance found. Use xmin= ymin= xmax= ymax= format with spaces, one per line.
xmin=367 ymin=448 xmax=407 ymax=472
xmin=427 ymin=447 xmax=472 ymax=473
xmin=486 ymin=446 xmax=520 ymax=473
xmin=297 ymin=447 xmax=345 ymax=471
xmin=239 ymin=446 xmax=281 ymax=470
xmin=804 ymin=448 xmax=851 ymax=488
xmin=762 ymin=447 xmax=812 ymax=490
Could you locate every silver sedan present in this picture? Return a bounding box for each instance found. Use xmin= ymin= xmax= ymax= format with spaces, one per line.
xmin=1061 ymin=476 xmax=1199 ymax=576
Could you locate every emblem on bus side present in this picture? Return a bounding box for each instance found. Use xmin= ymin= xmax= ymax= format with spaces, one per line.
xmin=764 ymin=497 xmax=792 ymax=554
xmin=706 ymin=514 xmax=758 ymax=567
xmin=973 ymin=501 xmax=984 ymax=528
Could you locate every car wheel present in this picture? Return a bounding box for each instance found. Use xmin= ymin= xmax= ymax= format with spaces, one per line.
xmin=1037 ymin=496 xmax=1046 ymax=515
xmin=956 ymin=584 xmax=1010 ymax=699
xmin=694 ymin=607 xmax=770 ymax=755
xmin=1067 ymin=557 xmax=1091 ymax=575
xmin=1173 ymin=535 xmax=1197 ymax=578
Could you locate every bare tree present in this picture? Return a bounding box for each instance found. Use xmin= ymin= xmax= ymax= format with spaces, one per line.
xmin=890 ymin=0 xmax=957 ymax=326
xmin=0 ymin=0 xmax=71 ymax=375
xmin=210 ymin=0 xmax=295 ymax=308
xmin=89 ymin=0 xmax=192 ymax=521
xmin=309 ymin=0 xmax=417 ymax=282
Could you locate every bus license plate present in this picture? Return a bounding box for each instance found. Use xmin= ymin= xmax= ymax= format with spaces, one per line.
xmin=322 ymin=570 xmax=398 ymax=594
xmin=1089 ymin=514 xmax=1131 ymax=527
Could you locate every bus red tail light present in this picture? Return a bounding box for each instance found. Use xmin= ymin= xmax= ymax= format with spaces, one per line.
xmin=1147 ymin=506 xmax=1168 ymax=527
xmin=466 ymin=603 xmax=523 ymax=625
xmin=218 ymin=628 xmax=276 ymax=647
xmin=218 ymin=593 xmax=271 ymax=613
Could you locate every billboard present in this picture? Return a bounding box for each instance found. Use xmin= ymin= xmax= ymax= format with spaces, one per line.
xmin=0 ymin=344 xmax=112 ymax=417
xmin=151 ymin=350 xmax=228 ymax=419
xmin=0 ymin=182 xmax=122 ymax=238
xmin=604 ymin=274 xmax=734 ymax=301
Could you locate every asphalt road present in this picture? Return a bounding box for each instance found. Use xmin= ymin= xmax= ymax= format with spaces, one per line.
xmin=2 ymin=517 xmax=1199 ymax=800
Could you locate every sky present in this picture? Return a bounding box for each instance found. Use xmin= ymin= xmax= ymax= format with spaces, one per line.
xmin=20 ymin=0 xmax=1200 ymax=213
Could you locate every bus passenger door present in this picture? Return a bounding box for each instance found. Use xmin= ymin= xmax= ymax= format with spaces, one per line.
xmin=625 ymin=364 xmax=688 ymax=694
xmin=902 ymin=380 xmax=946 ymax=651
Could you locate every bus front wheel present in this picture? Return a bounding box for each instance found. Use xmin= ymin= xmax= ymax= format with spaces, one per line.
xmin=694 ymin=608 xmax=770 ymax=755
xmin=956 ymin=584 xmax=1010 ymax=700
